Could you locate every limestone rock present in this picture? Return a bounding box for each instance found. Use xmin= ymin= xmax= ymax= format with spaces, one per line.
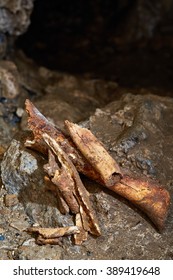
xmin=1 ymin=137 xmax=73 ymax=228
xmin=0 ymin=0 xmax=34 ymax=36
xmin=1 ymin=139 xmax=38 ymax=194
xmin=0 ymin=61 xmax=20 ymax=99
xmin=4 ymin=194 xmax=19 ymax=207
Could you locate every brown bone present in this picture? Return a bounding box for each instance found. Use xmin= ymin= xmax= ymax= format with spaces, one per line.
xmin=65 ymin=120 xmax=122 ymax=187
xmin=27 ymin=226 xmax=80 ymax=245
xmin=25 ymin=99 xmax=170 ymax=230
xmin=27 ymin=226 xmax=80 ymax=238
xmin=43 ymin=133 xmax=101 ymax=237
xmin=109 ymin=175 xmax=170 ymax=231
xmin=25 ymin=99 xmax=101 ymax=182
xmin=65 ymin=121 xmax=170 ymax=231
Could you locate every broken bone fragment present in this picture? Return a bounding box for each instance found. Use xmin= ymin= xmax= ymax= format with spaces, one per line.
xmin=27 ymin=226 xmax=80 ymax=238
xmin=65 ymin=120 xmax=122 ymax=187
xmin=25 ymin=99 xmax=170 ymax=231
xmin=110 ymin=175 xmax=170 ymax=231
xmin=64 ymin=121 xmax=170 ymax=231
xmin=74 ymin=212 xmax=88 ymax=245
xmin=44 ymin=175 xmax=70 ymax=215
xmin=27 ymin=226 xmax=80 ymax=245
xmin=42 ymin=133 xmax=101 ymax=242
xmin=25 ymin=99 xmax=103 ymax=183
xmin=25 ymin=99 xmax=64 ymax=155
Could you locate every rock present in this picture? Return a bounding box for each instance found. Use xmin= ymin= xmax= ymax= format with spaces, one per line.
xmin=0 ymin=228 xmax=5 ymax=234
xmin=0 ymin=0 xmax=34 ymax=57
xmin=16 ymin=107 xmax=24 ymax=118
xmin=1 ymin=139 xmax=38 ymax=194
xmin=0 ymin=233 xmax=5 ymax=241
xmin=1 ymin=136 xmax=73 ymax=228
xmin=9 ymin=218 xmax=29 ymax=231
xmin=4 ymin=194 xmax=19 ymax=207
xmin=16 ymin=243 xmax=62 ymax=260
xmin=0 ymin=117 xmax=15 ymax=148
xmin=0 ymin=33 xmax=7 ymax=58
xmin=14 ymin=54 xmax=118 ymax=132
xmin=0 ymin=61 xmax=20 ymax=99
xmin=0 ymin=0 xmax=34 ymax=36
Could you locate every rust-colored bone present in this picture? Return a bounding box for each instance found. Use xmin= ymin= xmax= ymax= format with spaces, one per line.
xmin=110 ymin=175 xmax=170 ymax=230
xmin=74 ymin=212 xmax=88 ymax=245
xmin=25 ymin=99 xmax=101 ymax=182
xmin=44 ymin=175 xmax=70 ymax=215
xmin=27 ymin=226 xmax=80 ymax=238
xmin=64 ymin=121 xmax=170 ymax=231
xmin=43 ymin=133 xmax=101 ymax=238
xmin=27 ymin=226 xmax=80 ymax=245
xmin=25 ymin=100 xmax=170 ymax=230
xmin=36 ymin=236 xmax=62 ymax=245
xmin=65 ymin=120 xmax=122 ymax=187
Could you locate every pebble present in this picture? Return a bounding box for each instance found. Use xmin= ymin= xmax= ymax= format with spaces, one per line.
xmin=0 ymin=234 xmax=5 ymax=241
xmin=16 ymin=107 xmax=24 ymax=118
xmin=0 ymin=228 xmax=5 ymax=234
xmin=4 ymin=194 xmax=19 ymax=207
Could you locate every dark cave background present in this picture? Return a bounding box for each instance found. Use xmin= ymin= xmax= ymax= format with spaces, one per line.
xmin=16 ymin=0 xmax=173 ymax=91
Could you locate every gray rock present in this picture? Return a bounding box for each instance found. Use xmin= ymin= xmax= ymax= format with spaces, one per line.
xmin=1 ymin=137 xmax=73 ymax=228
xmin=0 ymin=117 xmax=14 ymax=148
xmin=16 ymin=243 xmax=62 ymax=260
xmin=0 ymin=0 xmax=34 ymax=36
xmin=0 ymin=61 xmax=20 ymax=99
xmin=0 ymin=33 xmax=7 ymax=58
xmin=1 ymin=139 xmax=38 ymax=194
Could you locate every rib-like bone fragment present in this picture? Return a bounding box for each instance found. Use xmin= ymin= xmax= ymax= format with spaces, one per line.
xmin=43 ymin=133 xmax=101 ymax=237
xmin=27 ymin=226 xmax=80 ymax=239
xmin=36 ymin=236 xmax=62 ymax=245
xmin=44 ymin=175 xmax=69 ymax=215
xmin=27 ymin=226 xmax=80 ymax=245
xmin=74 ymin=212 xmax=88 ymax=245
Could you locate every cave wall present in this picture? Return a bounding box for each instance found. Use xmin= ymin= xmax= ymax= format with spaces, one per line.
xmin=0 ymin=0 xmax=173 ymax=59
xmin=0 ymin=0 xmax=34 ymax=57
xmin=1 ymin=0 xmax=173 ymax=81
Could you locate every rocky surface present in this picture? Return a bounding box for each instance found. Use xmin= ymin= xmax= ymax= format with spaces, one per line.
xmin=0 ymin=87 xmax=173 ymax=259
xmin=11 ymin=52 xmax=119 ymax=131
xmin=0 ymin=0 xmax=34 ymax=35
xmin=0 ymin=0 xmax=34 ymax=57
xmin=0 ymin=60 xmax=20 ymax=99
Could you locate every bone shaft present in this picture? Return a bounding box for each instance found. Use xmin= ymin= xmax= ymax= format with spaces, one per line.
xmin=108 ymin=176 xmax=170 ymax=231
